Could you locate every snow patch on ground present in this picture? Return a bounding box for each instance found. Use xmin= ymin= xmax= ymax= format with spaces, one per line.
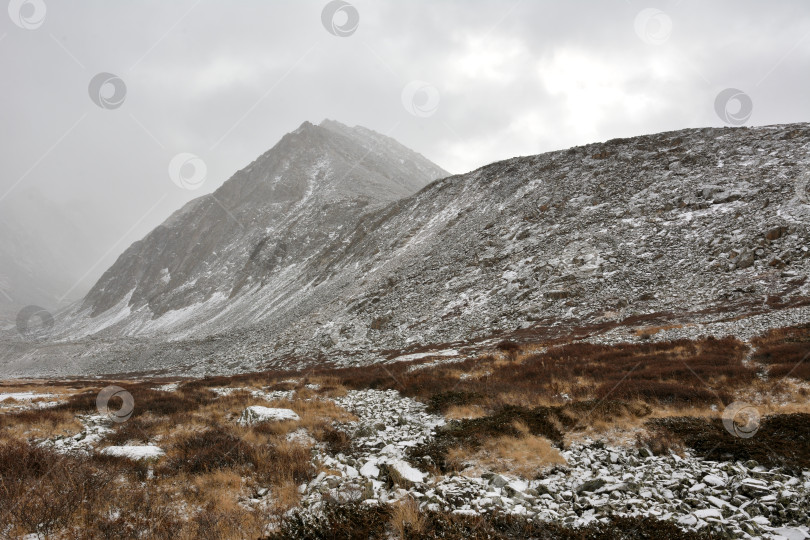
xmin=0 ymin=392 xmax=54 ymax=402
xmin=100 ymin=445 xmax=164 ymax=460
xmin=393 ymin=348 xmax=458 ymax=364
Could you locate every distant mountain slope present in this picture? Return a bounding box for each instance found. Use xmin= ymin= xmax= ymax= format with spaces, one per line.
xmin=3 ymin=122 xmax=810 ymax=377
xmin=0 ymin=189 xmax=113 ymax=327
xmin=61 ymin=120 xmax=447 ymax=337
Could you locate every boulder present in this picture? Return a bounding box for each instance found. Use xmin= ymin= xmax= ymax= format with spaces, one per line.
xmin=577 ymin=478 xmax=607 ymax=494
xmin=238 ymin=406 xmax=299 ymax=425
xmin=765 ymin=226 xmax=788 ymax=241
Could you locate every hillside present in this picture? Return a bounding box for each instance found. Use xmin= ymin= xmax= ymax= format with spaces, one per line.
xmin=2 ymin=123 xmax=810 ymax=378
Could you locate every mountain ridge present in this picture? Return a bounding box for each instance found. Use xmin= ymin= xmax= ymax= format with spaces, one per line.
xmin=77 ymin=120 xmax=448 ymax=323
xmin=3 ymin=122 xmax=810 ymax=378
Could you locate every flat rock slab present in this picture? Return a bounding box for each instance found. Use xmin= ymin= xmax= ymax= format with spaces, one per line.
xmin=238 ymin=406 xmax=300 ymax=425
xmin=100 ymin=445 xmax=164 ymax=460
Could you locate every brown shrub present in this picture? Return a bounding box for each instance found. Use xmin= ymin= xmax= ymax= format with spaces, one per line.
xmin=264 ymin=501 xmax=723 ymax=540
xmin=425 ymin=391 xmax=484 ymax=414
xmin=103 ymin=414 xmax=168 ymax=445
xmin=647 ymin=412 xmax=810 ymax=472
xmin=496 ymin=340 xmax=522 ymax=361
xmin=0 ymin=439 xmax=114 ymax=536
xmin=390 ymin=496 xmax=427 ymax=538
xmin=49 ymin=382 xmax=217 ymax=419
xmin=751 ymin=324 xmax=810 ymax=381
xmin=160 ymin=427 xmax=255 ymax=475
xmin=91 ymin=486 xmax=184 ymax=539
xmin=635 ymin=428 xmax=684 ymax=456
xmin=313 ymin=425 xmax=354 ymax=455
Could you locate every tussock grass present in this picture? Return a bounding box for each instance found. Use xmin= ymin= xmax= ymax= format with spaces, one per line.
xmin=390 ymin=496 xmax=427 ymax=538
xmin=410 ymin=401 xmax=650 ymax=474
xmin=0 ymin=408 xmax=82 ymax=441
xmin=444 ymin=404 xmax=488 ymax=420
xmin=644 ymin=413 xmax=810 ymax=473
xmin=447 ymin=421 xmax=566 ymax=476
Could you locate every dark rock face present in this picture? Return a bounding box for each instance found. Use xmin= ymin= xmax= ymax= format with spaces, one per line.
xmin=4 ymin=122 xmax=810 ymax=377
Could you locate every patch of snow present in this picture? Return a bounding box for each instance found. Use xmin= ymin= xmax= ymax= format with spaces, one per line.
xmin=395 ymin=348 xmax=459 ymax=364
xmin=360 ymin=461 xmax=380 ymax=478
xmin=100 ymin=445 xmax=164 ymax=460
xmin=0 ymin=392 xmax=54 ymax=402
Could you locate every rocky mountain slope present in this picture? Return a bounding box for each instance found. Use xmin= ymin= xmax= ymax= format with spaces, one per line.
xmin=3 ymin=122 xmax=810 ymax=377
xmin=58 ymin=120 xmax=447 ymax=336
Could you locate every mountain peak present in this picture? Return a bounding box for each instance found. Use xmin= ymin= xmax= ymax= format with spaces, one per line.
xmin=73 ymin=120 xmax=448 ymax=321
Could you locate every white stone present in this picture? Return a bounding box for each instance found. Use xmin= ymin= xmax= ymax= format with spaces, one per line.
xmin=703 ymin=474 xmax=724 ymax=487
xmin=772 ymin=527 xmax=809 ymax=540
xmin=380 ymin=443 xmax=398 ymax=455
xmin=237 ymin=406 xmax=299 ymax=425
xmin=706 ymin=495 xmax=732 ymax=509
xmin=678 ymin=514 xmax=698 ymax=526
xmin=387 ymin=459 xmax=426 ymax=484
xmin=360 ymin=462 xmax=380 ymax=478
xmin=694 ymin=508 xmax=722 ymax=519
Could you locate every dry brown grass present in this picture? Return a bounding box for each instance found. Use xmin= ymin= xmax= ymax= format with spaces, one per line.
xmin=0 ymin=408 xmax=83 ymax=441
xmin=633 ymin=323 xmax=687 ymax=337
xmin=238 ymin=397 xmax=357 ymax=446
xmin=444 ymin=404 xmax=487 ymax=420
xmin=183 ymin=469 xmax=244 ymax=511
xmin=2 ymin=323 xmax=809 ymax=537
xmin=271 ymin=479 xmax=303 ymax=513
xmin=0 ymin=379 xmax=347 ymax=537
xmin=306 ymin=376 xmax=349 ymax=398
xmin=390 ymin=496 xmax=427 ymax=538
xmin=447 ymin=421 xmax=566 ymax=477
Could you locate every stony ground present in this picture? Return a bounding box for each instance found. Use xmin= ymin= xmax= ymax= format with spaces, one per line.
xmin=287 ymin=388 xmax=810 ymax=540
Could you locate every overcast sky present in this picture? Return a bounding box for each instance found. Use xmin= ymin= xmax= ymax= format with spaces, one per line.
xmin=1 ymin=0 xmax=809 ymax=306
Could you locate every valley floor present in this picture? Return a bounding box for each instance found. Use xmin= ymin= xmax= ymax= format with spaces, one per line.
xmin=1 ymin=323 xmax=809 ymax=539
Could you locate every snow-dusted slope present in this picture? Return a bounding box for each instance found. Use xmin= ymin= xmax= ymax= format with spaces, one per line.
xmin=51 ymin=120 xmax=448 ymax=340
xmin=3 ymin=123 xmax=810 ymax=377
